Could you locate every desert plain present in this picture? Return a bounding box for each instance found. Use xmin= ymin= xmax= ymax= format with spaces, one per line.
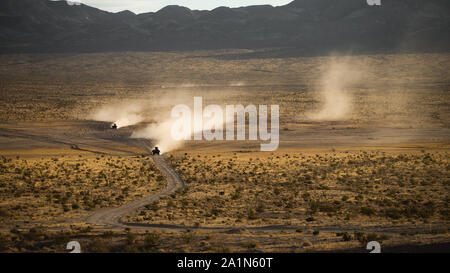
xmin=0 ymin=49 xmax=449 ymax=252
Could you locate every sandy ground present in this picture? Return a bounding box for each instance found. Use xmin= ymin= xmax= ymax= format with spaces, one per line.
xmin=0 ymin=51 xmax=449 ymax=252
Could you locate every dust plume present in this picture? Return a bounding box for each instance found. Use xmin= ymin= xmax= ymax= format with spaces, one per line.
xmin=90 ymin=103 xmax=144 ymax=128
xmin=131 ymin=119 xmax=183 ymax=154
xmin=131 ymin=103 xmax=225 ymax=154
xmin=90 ymin=85 xmax=252 ymax=154
xmin=308 ymin=58 xmax=365 ymax=121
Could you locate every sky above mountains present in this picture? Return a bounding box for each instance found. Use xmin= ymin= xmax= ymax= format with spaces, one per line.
xmin=68 ymin=0 xmax=293 ymax=13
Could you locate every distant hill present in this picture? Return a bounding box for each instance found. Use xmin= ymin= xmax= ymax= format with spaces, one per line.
xmin=0 ymin=0 xmax=449 ymax=54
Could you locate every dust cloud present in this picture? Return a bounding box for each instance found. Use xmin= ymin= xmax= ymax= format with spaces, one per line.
xmin=88 ymin=91 xmax=228 ymax=153
xmin=308 ymin=59 xmax=366 ymax=121
xmin=91 ymin=103 xmax=144 ymax=128
xmin=131 ymin=119 xmax=183 ymax=154
xmin=131 ymin=98 xmax=226 ymax=154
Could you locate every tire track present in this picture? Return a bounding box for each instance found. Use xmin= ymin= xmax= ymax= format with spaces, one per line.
xmin=2 ymin=124 xmax=445 ymax=236
xmin=86 ymin=153 xmax=448 ymax=236
xmin=86 ymin=155 xmax=184 ymax=228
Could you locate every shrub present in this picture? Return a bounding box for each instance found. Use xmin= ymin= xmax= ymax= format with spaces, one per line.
xmin=383 ymin=208 xmax=402 ymax=219
xmin=342 ymin=232 xmax=352 ymax=241
xmin=22 ymin=228 xmax=46 ymax=241
xmin=256 ymin=203 xmax=265 ymax=213
xmin=247 ymin=209 xmax=257 ymax=220
xmin=354 ymin=232 xmax=388 ymax=245
xmin=0 ymin=207 xmax=9 ymax=218
xmin=310 ymin=201 xmax=341 ymax=214
xmin=242 ymin=241 xmax=258 ymax=249
xmin=360 ymin=206 xmax=376 ymax=216
xmin=88 ymin=239 xmax=110 ymax=253
xmin=182 ymin=230 xmax=196 ymax=243
xmin=144 ymin=232 xmax=160 ymax=248
xmin=145 ymin=203 xmax=159 ymax=212
xmin=126 ymin=231 xmax=136 ymax=244
xmin=102 ymin=231 xmax=115 ymax=238
xmin=336 ymin=232 xmax=352 ymax=241
xmin=0 ymin=234 xmax=8 ymax=251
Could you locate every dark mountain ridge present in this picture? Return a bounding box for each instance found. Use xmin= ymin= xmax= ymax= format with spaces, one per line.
xmin=0 ymin=0 xmax=449 ymax=54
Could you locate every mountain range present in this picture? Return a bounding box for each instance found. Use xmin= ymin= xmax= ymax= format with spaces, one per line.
xmin=0 ymin=0 xmax=449 ymax=54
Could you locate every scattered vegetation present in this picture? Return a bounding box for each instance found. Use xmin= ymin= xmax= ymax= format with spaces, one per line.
xmin=127 ymin=151 xmax=449 ymax=228
xmin=0 ymin=155 xmax=165 ymax=222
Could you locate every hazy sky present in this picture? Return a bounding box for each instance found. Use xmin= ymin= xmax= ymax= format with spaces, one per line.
xmin=71 ymin=0 xmax=293 ymax=14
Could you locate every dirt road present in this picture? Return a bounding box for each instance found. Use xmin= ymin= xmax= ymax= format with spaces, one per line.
xmin=86 ymin=154 xmax=446 ymax=236
xmin=86 ymin=155 xmax=184 ymax=228
xmin=1 ymin=121 xmax=447 ymax=238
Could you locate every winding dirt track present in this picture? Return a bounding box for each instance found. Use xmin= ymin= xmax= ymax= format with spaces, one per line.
xmin=1 ymin=122 xmax=446 ymax=236
xmin=87 ymin=155 xmax=184 ymax=229
xmin=86 ymin=153 xmax=445 ymax=236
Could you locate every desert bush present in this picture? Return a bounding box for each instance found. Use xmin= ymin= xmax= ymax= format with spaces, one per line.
xmin=87 ymin=239 xmax=110 ymax=253
xmin=310 ymin=201 xmax=341 ymax=214
xmin=360 ymin=206 xmax=376 ymax=216
xmin=0 ymin=234 xmax=9 ymax=251
xmin=242 ymin=241 xmax=258 ymax=249
xmin=144 ymin=231 xmax=160 ymax=248
xmin=102 ymin=231 xmax=115 ymax=238
xmin=247 ymin=209 xmax=257 ymax=220
xmin=256 ymin=203 xmax=266 ymax=213
xmin=354 ymin=232 xmax=388 ymax=245
xmin=383 ymin=208 xmax=402 ymax=219
xmin=22 ymin=228 xmax=47 ymax=241
xmin=126 ymin=230 xmax=136 ymax=244
xmin=336 ymin=232 xmax=352 ymax=241
xmin=182 ymin=230 xmax=196 ymax=243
